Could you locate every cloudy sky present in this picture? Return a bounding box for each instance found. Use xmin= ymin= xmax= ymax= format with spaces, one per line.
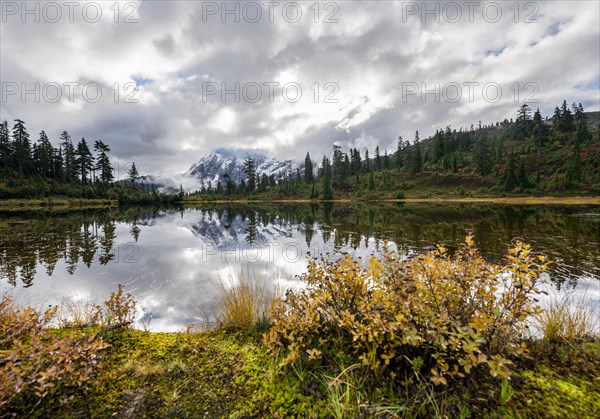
xmin=1 ymin=0 xmax=599 ymax=176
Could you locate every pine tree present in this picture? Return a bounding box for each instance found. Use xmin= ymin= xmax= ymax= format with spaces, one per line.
xmin=35 ymin=130 xmax=54 ymax=177
xmin=0 ymin=120 xmax=10 ymax=171
xmin=433 ymin=130 xmax=445 ymax=161
xmin=575 ymin=124 xmax=592 ymax=145
xmin=321 ymin=156 xmax=333 ymax=199
xmin=12 ymin=119 xmax=32 ymax=176
xmin=374 ymin=146 xmax=382 ymax=171
xmin=475 ymin=135 xmax=492 ymax=175
xmin=350 ymin=148 xmax=361 ymax=184
xmin=574 ymin=102 xmax=585 ymax=129
xmin=75 ymin=138 xmax=94 ymax=184
xmin=53 ymin=147 xmax=64 ymax=180
xmin=532 ymin=108 xmax=548 ymax=149
xmin=332 ymin=145 xmax=346 ymax=187
xmin=411 ymin=131 xmax=422 ymax=174
xmin=60 ymin=131 xmax=77 ymax=182
xmin=224 ymin=174 xmax=236 ymax=195
xmin=128 ymin=162 xmax=139 ymax=184
xmin=515 ymin=103 xmax=532 ymax=139
xmin=552 ymin=106 xmax=562 ymax=131
xmin=343 ymin=154 xmax=350 ymax=181
xmin=94 ymin=140 xmax=113 ymax=183
xmin=304 ymin=152 xmax=314 ymax=183
xmin=243 ymin=157 xmax=256 ymax=191
xmin=363 ymin=150 xmax=371 ymax=173
xmin=559 ymin=100 xmax=575 ymax=131
xmin=395 ymin=136 xmax=403 ymax=170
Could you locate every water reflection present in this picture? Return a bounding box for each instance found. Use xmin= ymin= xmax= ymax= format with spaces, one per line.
xmin=1 ymin=203 xmax=598 ymax=331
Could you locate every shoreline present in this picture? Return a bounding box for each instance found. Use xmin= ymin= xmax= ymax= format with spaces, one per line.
xmin=184 ymin=195 xmax=600 ymax=206
xmin=0 ymin=198 xmax=118 ymax=211
xmin=1 ymin=195 xmax=599 ymax=212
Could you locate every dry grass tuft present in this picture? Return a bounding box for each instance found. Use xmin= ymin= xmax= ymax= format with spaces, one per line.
xmin=55 ymin=296 xmax=101 ymax=328
xmin=218 ymin=269 xmax=281 ymax=331
xmin=535 ymin=292 xmax=599 ymax=342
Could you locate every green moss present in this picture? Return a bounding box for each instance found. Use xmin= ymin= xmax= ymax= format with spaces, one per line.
xmin=30 ymin=329 xmax=600 ymax=417
xmin=508 ymin=342 xmax=600 ymax=418
xmin=75 ymin=330 xmax=264 ymax=417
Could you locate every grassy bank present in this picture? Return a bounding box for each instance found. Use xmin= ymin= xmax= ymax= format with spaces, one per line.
xmin=2 ymin=192 xmax=599 ymax=212
xmin=44 ymin=329 xmax=599 ymax=418
xmin=0 ymin=197 xmax=118 ymax=211
xmin=4 ymin=318 xmax=598 ymax=417
xmin=184 ymin=195 xmax=600 ymax=206
xmin=2 ymin=239 xmax=598 ymax=417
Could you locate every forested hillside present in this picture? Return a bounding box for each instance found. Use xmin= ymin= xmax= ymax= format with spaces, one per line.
xmin=186 ymin=100 xmax=600 ymax=200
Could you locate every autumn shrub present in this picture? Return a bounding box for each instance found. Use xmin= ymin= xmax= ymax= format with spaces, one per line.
xmin=0 ymin=297 xmax=109 ymax=415
xmin=267 ymin=235 xmax=549 ymax=385
xmin=98 ymin=284 xmax=137 ymax=326
xmin=0 ymin=285 xmax=136 ymax=416
xmin=55 ymin=285 xmax=137 ymax=329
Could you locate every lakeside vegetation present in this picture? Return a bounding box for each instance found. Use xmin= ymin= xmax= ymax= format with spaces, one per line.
xmin=1 ymin=237 xmax=598 ymax=417
xmin=0 ymin=198 xmax=118 ymax=211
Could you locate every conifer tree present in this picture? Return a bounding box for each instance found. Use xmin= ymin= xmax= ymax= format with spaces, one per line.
xmin=60 ymin=131 xmax=77 ymax=182
xmin=304 ymin=152 xmax=314 ymax=183
xmin=0 ymin=120 xmax=11 ymax=171
xmin=35 ymin=131 xmax=54 ymax=177
xmin=128 ymin=162 xmax=139 ymax=184
xmin=395 ymin=136 xmax=403 ymax=170
xmin=75 ymin=138 xmax=94 ymax=184
xmin=12 ymin=119 xmax=32 ymax=176
xmin=94 ymin=140 xmax=113 ymax=183
xmin=411 ymin=131 xmax=422 ymax=174
xmin=243 ymin=157 xmax=256 ymax=191
xmin=374 ymin=146 xmax=382 ymax=171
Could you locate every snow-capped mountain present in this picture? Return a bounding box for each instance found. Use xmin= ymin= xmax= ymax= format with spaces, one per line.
xmin=127 ymin=149 xmax=303 ymax=193
xmin=183 ymin=148 xmax=301 ymax=189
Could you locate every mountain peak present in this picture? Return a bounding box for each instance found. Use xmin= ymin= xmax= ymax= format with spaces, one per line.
xmin=183 ymin=148 xmax=300 ymax=189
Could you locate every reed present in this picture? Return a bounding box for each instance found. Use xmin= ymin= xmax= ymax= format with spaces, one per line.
xmin=535 ymin=292 xmax=599 ymax=342
xmin=218 ymin=268 xmax=280 ymax=331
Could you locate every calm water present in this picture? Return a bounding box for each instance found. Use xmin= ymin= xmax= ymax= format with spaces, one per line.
xmin=1 ymin=203 xmax=599 ymax=331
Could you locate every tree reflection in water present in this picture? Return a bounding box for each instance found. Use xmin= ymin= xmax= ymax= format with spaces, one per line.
xmin=0 ymin=204 xmax=598 ymax=290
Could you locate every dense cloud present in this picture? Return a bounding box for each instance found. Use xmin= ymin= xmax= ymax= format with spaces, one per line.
xmin=1 ymin=0 xmax=598 ymax=175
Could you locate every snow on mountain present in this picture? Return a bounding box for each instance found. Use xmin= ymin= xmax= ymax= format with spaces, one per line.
xmin=182 ymin=148 xmax=301 ymax=190
xmin=128 ymin=149 xmax=303 ymax=193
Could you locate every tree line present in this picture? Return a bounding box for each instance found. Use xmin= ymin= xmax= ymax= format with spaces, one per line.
xmin=0 ymin=118 xmax=175 ymax=202
xmin=0 ymin=119 xmax=120 ymax=184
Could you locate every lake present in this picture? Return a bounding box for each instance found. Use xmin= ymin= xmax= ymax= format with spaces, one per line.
xmin=1 ymin=203 xmax=599 ymax=332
